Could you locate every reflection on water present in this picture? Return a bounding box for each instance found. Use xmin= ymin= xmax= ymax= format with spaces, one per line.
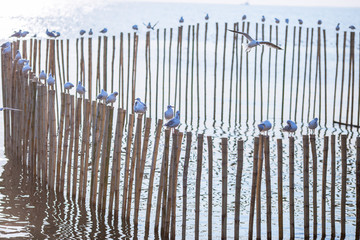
xmin=0 ymin=121 xmax=358 ymax=239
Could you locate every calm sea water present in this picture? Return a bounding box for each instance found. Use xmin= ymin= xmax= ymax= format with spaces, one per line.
xmin=0 ymin=2 xmax=360 ymax=239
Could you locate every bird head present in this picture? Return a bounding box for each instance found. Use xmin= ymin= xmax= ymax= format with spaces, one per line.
xmin=113 ymin=91 xmax=118 ymax=96
xmin=314 ymin=118 xmax=318 ymax=122
xmin=78 ymin=81 xmax=82 ymax=85
xmin=176 ymin=110 xmax=180 ymax=116
xmin=286 ymin=120 xmax=292 ymax=125
xmin=167 ymin=105 xmax=173 ymax=109
xmin=258 ymin=124 xmax=264 ymax=131
xmin=135 ymin=97 xmax=141 ymax=101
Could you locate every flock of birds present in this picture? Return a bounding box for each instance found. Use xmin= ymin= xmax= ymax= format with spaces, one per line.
xmin=8 ymin=14 xmax=356 ymax=40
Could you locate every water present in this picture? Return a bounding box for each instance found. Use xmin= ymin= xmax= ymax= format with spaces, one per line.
xmin=1 ymin=1 xmax=360 ymax=239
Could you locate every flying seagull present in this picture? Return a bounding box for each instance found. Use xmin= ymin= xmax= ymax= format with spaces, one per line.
xmin=228 ymin=30 xmax=282 ymax=52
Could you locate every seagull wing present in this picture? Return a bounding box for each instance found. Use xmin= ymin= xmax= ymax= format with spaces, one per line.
xmin=227 ymin=30 xmax=254 ymax=41
xmin=153 ymin=21 xmax=159 ymax=28
xmin=2 ymin=107 xmax=22 ymax=111
xmin=259 ymin=41 xmax=282 ymax=50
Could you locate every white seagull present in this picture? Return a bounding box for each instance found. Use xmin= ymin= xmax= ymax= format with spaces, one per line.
xmin=242 ymin=15 xmax=246 ymax=21
xmin=298 ymin=19 xmax=303 ymax=25
xmin=97 ymin=89 xmax=108 ymax=102
xmin=22 ymin=64 xmax=31 ymax=74
xmin=228 ymin=30 xmax=282 ymax=52
xmin=179 ymin=16 xmax=184 ymax=23
xmin=1 ymin=42 xmax=10 ymax=49
xmin=132 ymin=25 xmax=138 ymax=31
xmin=76 ymin=81 xmax=86 ymax=95
xmin=47 ymin=73 xmax=55 ymax=86
xmin=89 ymin=28 xmax=93 ymax=35
xmin=349 ymin=25 xmax=356 ymax=30
xmin=164 ymin=110 xmax=180 ymax=130
xmin=164 ymin=105 xmax=174 ymax=120
xmin=283 ymin=120 xmax=297 ymax=136
xmin=64 ymin=82 xmax=74 ymax=93
xmin=336 ymin=23 xmax=340 ymax=31
xmin=14 ymin=50 xmax=21 ymax=61
xmin=80 ymin=30 xmax=86 ymax=36
xmin=2 ymin=46 xmax=11 ymax=55
xmin=317 ymin=20 xmax=322 ymax=25
xmin=0 ymin=107 xmax=22 ymax=112
xmin=285 ymin=18 xmax=289 ymax=24
xmin=17 ymin=59 xmax=28 ymax=66
xmin=10 ymin=30 xmax=22 ymax=38
xmin=275 ymin=18 xmax=280 ymax=24
xmin=20 ymin=31 xmax=29 ymax=37
xmin=205 ymin=14 xmax=209 ymax=20
xmin=39 ymin=70 xmax=47 ymax=81
xmin=46 ymin=29 xmax=56 ymax=38
xmin=258 ymin=120 xmax=272 ymax=135
xmin=261 ymin=15 xmax=265 ymax=22
xmin=308 ymin=118 xmax=318 ymax=134
xmin=106 ymin=91 xmax=118 ymax=105
xmin=100 ymin=28 xmax=108 ymax=33
xmin=134 ymin=98 xmax=147 ymax=114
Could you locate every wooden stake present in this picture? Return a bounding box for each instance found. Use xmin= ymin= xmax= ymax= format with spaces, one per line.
xmin=195 ymin=134 xmax=204 ymax=240
xmin=289 ymin=136 xmax=295 ymax=239
xmin=330 ymin=135 xmax=336 ymax=238
xmin=181 ymin=132 xmax=192 ymax=240
xmin=340 ymin=134 xmax=347 ymax=239
xmin=207 ymin=136 xmax=213 ymax=239
xmin=277 ymin=139 xmax=283 ymax=239
xmin=248 ymin=137 xmax=259 ymax=239
xmin=256 ymin=135 xmax=264 ymax=240
xmin=321 ymin=136 xmax=329 ymax=237
xmin=234 ymin=139 xmax=244 ymax=240
xmin=310 ymin=134 xmax=317 ymax=237
xmin=303 ymin=135 xmax=310 ymax=239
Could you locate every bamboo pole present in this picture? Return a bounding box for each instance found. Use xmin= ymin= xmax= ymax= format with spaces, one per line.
xmin=162 ymin=29 xmax=167 ymax=120
xmin=281 ymin=25 xmax=288 ymax=121
xmin=303 ymin=135 xmax=310 ymax=239
xmin=289 ymin=136 xmax=295 ymax=239
xmin=356 ymin=136 xmax=360 ymax=239
xmin=196 ymin=23 xmax=200 ymax=123
xmin=121 ymin=114 xmax=135 ymax=218
xmin=111 ymin=35 xmax=115 ymax=93
xmin=234 ymin=139 xmax=244 ymax=240
xmin=56 ymin=93 xmax=66 ymax=192
xmin=48 ymin=90 xmax=57 ymax=190
xmin=168 ymin=28 xmax=173 ymax=105
xmin=248 ymin=137 xmax=259 ymax=239
xmin=338 ymin=32 xmax=347 ymax=123
xmin=72 ymin=98 xmax=82 ymax=198
xmin=331 ymin=135 xmax=336 ymax=238
xmin=131 ymin=34 xmax=139 ymax=113
xmin=145 ymin=119 xmax=163 ymax=229
xmin=289 ymin=27 xmax=296 ymax=119
xmin=273 ymin=24 xmax=279 ymax=119
xmin=195 ymin=134 xmax=204 ymax=240
xmin=340 ymin=134 xmax=347 ymax=239
xmin=310 ymin=134 xmax=317 ymax=237
xmin=155 ymin=29 xmax=159 ymax=117
xmin=103 ymin=36 xmax=108 ymax=91
xmin=126 ymin=33 xmax=131 ymax=112
xmin=221 ymin=137 xmax=228 ymax=240
xmin=67 ymin=95 xmax=75 ymax=197
xmin=59 ymin=94 xmax=71 ymax=192
xmin=220 ymin=23 xmax=227 ymax=122
xmin=264 ymin=136 xmax=271 ymax=239
xmin=245 ymin=22 xmax=250 ymax=120
xmin=67 ymin=39 xmax=69 ymax=83
xmin=228 ymin=23 xmax=236 ymax=123
xmin=190 ymin=26 xmax=194 ymax=123
xmin=213 ymin=22 xmax=218 ymax=120
xmin=181 ymin=132 xmax=192 ymax=240
xmin=322 ymin=30 xmax=328 ymax=124
xmin=321 ymin=136 xmax=329 ymax=237
xmin=207 ymin=136 xmax=213 ymax=239
xmin=307 ymin=28 xmax=314 ymax=122
xmin=301 ymin=28 xmax=309 ymax=121
xmin=277 ymin=139 xmax=283 ymax=239
xmin=96 ymin=36 xmax=101 ymax=94
xmin=204 ymin=22 xmax=208 ymax=120
xmin=294 ymin=26 xmax=302 ymax=120
xmin=256 ymin=135 xmax=264 ymax=240
xmin=119 ymin=33 xmax=124 ymax=108
xmin=88 ymin=37 xmax=92 ymax=101
xmin=253 ymin=22 xmax=259 ymax=120
xmin=260 ymin=23 xmax=265 ymax=120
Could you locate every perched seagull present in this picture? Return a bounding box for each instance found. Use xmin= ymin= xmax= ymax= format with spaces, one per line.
xmin=164 ymin=105 xmax=174 ymax=120
xmin=89 ymin=28 xmax=93 ymax=35
xmin=132 ymin=25 xmax=138 ymax=31
xmin=46 ymin=29 xmax=56 ymax=38
xmin=100 ymin=28 xmax=108 ymax=33
xmin=285 ymin=18 xmax=289 ymax=24
xmin=64 ymin=82 xmax=74 ymax=93
xmin=336 ymin=23 xmax=340 ymax=31
xmin=258 ymin=120 xmax=272 ymax=135
xmin=76 ymin=81 xmax=86 ymax=95
xmin=0 ymin=107 xmax=22 ymax=112
xmin=261 ymin=15 xmax=265 ymax=22
xmin=2 ymin=46 xmax=11 ymax=55
xmin=55 ymin=31 xmax=61 ymax=37
xmin=179 ymin=16 xmax=184 ymax=23
xmin=106 ymin=91 xmax=118 ymax=105
xmin=283 ymin=120 xmax=297 ymax=136
xmin=308 ymin=118 xmax=318 ymax=134
xmin=22 ymin=63 xmax=31 ymax=74
xmin=298 ymin=19 xmax=303 ymax=25
xmin=275 ymin=18 xmax=280 ymax=24
xmin=1 ymin=42 xmax=10 ymax=49
xmin=20 ymin=31 xmax=29 ymax=37
xmin=39 ymin=70 xmax=47 ymax=81
xmin=205 ymin=14 xmax=209 ymax=20
xmin=242 ymin=15 xmax=247 ymax=21
xmin=97 ymin=89 xmax=108 ymax=102
xmin=134 ymin=98 xmax=147 ymax=114
xmin=349 ymin=25 xmax=356 ymax=30
xmin=47 ymin=73 xmax=55 ymax=86
xmin=228 ymin=30 xmax=282 ymax=52
xmin=164 ymin=110 xmax=180 ymax=130
xmin=14 ymin=50 xmax=21 ymax=61
xmin=317 ymin=20 xmax=322 ymax=25
xmin=80 ymin=30 xmax=86 ymax=36
xmin=17 ymin=59 xmax=28 ymax=66
xmin=32 ymin=34 xmax=37 ymax=38
xmin=10 ymin=30 xmax=22 ymax=38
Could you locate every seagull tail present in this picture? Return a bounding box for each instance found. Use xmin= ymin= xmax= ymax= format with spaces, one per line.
xmin=242 ymin=43 xmax=250 ymax=52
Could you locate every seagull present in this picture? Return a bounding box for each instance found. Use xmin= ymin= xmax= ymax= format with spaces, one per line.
xmin=258 ymin=120 xmax=272 ymax=135
xmin=242 ymin=15 xmax=246 ymax=21
xmin=14 ymin=50 xmax=21 ymax=61
xmin=106 ymin=91 xmax=118 ymax=105
xmin=1 ymin=42 xmax=10 ymax=49
xmin=205 ymin=14 xmax=209 ymax=20
xmin=143 ymin=22 xmax=158 ymax=30
xmin=22 ymin=64 xmax=31 ymax=74
xmin=0 ymin=107 xmax=22 ymax=112
xmin=132 ymin=25 xmax=138 ymax=31
xmin=46 ymin=29 xmax=56 ymax=38
xmin=2 ymin=46 xmax=11 ymax=55
xmin=32 ymin=34 xmax=37 ymax=38
xmin=80 ymin=30 xmax=86 ymax=36
xmin=10 ymin=30 xmax=22 ymax=38
xmin=20 ymin=31 xmax=29 ymax=37
xmin=228 ymin=30 xmax=282 ymax=52
xmin=349 ymin=25 xmax=356 ymax=30
xmin=275 ymin=18 xmax=280 ymax=24
xmin=283 ymin=120 xmax=297 ymax=136
xmin=39 ymin=70 xmax=47 ymax=81
xmin=47 ymin=73 xmax=55 ymax=86
xmin=285 ymin=18 xmax=289 ymax=24
xmin=134 ymin=98 xmax=147 ymax=114
xmin=298 ymin=19 xmax=303 ymax=25
xmin=164 ymin=110 xmax=180 ymax=130
xmin=64 ymin=82 xmax=74 ymax=93
xmin=76 ymin=81 xmax=86 ymax=95
xmin=179 ymin=16 xmax=184 ymax=23
xmin=55 ymin=31 xmax=60 ymax=37
xmin=164 ymin=105 xmax=174 ymax=120
xmin=317 ymin=20 xmax=322 ymax=25
xmin=261 ymin=16 xmax=265 ymax=22
xmin=336 ymin=23 xmax=340 ymax=31
xmin=97 ymin=89 xmax=108 ymax=102
xmin=17 ymin=59 xmax=28 ymax=66
xmin=100 ymin=28 xmax=107 ymax=33
xmin=89 ymin=28 xmax=93 ymax=35
xmin=308 ymin=118 xmax=318 ymax=134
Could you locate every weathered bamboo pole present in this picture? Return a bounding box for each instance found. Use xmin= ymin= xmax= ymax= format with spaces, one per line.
xmin=221 ymin=137 xmax=228 ymax=240
xmin=168 ymin=28 xmax=173 ymax=105
xmin=228 ymin=23 xmax=236 ymax=123
xmin=338 ymin=32 xmax=347 ymax=123
xmin=248 ymin=137 xmax=259 ymax=239
xmin=277 ymin=139 xmax=283 ymax=240
xmin=66 ymin=95 xmax=75 ymax=197
xmin=303 ymin=135 xmax=310 ymax=239
xmin=111 ymin=35 xmax=115 ymax=93
xmin=234 ymin=139 xmax=244 ymax=240
xmin=204 ymin=22 xmax=208 ymax=120
xmin=190 ymin=26 xmax=194 ymax=123
xmin=310 ymin=134 xmax=318 ymax=237
xmin=126 ymin=33 xmax=131 ymax=112
xmin=207 ymin=136 xmax=213 ymax=239
xmin=119 ymin=33 xmax=124 ymax=108
xmin=273 ymin=24 xmax=279 ymax=119
xmin=48 ymin=90 xmax=57 ymax=190
xmin=307 ymin=28 xmax=314 ymax=122
xmin=289 ymin=27 xmax=297 ymax=119
xmin=213 ymin=22 xmax=218 ymax=120
xmin=330 ymin=135 xmax=336 ymax=238
xmin=294 ymin=26 xmax=302 ymax=120
xmin=356 ymin=136 xmax=360 ymax=239
xmin=301 ymin=28 xmax=309 ymax=121
xmin=220 ymin=22 xmax=227 ymax=122
xmin=259 ymin=23 xmax=265 ymax=120
xmin=340 ymin=134 xmax=347 ymax=239
xmin=289 ymin=136 xmax=295 ymax=239
xmin=72 ymin=98 xmax=82 ymax=198
xmin=253 ymin=22 xmax=259 ymax=120
xmin=96 ymin=36 xmax=101 ymax=94
xmin=196 ymin=23 xmax=200 ymax=123
xmin=56 ymin=93 xmax=66 ymax=192
xmin=162 ymin=29 xmax=167 ymax=120
xmin=181 ymin=132 xmax=192 ymax=240
xmin=195 ymin=134 xmax=204 ymax=240
xmin=59 ymin=94 xmax=71 ymax=192
xmin=256 ymin=135 xmax=264 ymax=240
xmin=155 ymin=29 xmax=159 ymax=117
xmin=321 ymin=136 xmax=329 ymax=237
xmin=264 ymin=136 xmax=271 ymax=239
xmin=88 ymin=37 xmax=92 ymax=101
xmin=322 ymin=30 xmax=328 ymax=124
xmin=245 ymin=22 xmax=250 ymax=120
xmin=103 ymin=36 xmax=108 ymax=91
xmin=281 ymin=24 xmax=288 ymax=121
xmin=131 ymin=34 xmax=139 ymax=113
